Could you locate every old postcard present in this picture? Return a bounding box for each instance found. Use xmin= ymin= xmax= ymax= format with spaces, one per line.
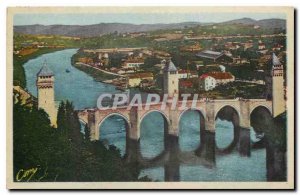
xmin=6 ymin=7 xmax=294 ymax=189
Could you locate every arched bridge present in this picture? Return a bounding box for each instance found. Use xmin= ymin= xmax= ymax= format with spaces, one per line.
xmin=77 ymin=98 xmax=272 ymax=141
xmin=77 ymin=98 xmax=272 ymax=163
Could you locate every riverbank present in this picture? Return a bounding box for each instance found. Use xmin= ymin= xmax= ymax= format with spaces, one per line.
xmin=13 ymin=47 xmax=68 ymax=88
xmin=72 ymin=62 xmax=120 ymax=82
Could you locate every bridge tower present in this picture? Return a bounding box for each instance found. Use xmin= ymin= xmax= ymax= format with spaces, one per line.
xmin=36 ymin=61 xmax=57 ymax=127
xmin=163 ymin=60 xmax=179 ymax=97
xmin=266 ymin=53 xmax=285 ymax=117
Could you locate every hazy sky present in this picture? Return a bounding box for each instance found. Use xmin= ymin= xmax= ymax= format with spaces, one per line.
xmin=14 ymin=13 xmax=286 ymax=26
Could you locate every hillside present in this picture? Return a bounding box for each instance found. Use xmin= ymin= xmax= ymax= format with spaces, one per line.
xmin=220 ymin=18 xmax=286 ymax=29
xmin=14 ymin=22 xmax=202 ymax=37
xmin=13 ymin=18 xmax=286 ymax=37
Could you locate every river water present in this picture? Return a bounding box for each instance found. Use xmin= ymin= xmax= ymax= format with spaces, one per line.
xmin=24 ymin=49 xmax=266 ymax=181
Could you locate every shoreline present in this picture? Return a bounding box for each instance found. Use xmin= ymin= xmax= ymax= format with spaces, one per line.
xmin=71 ymin=60 xmax=128 ymax=91
xmin=14 ymin=47 xmax=70 ymax=88
xmin=71 ymin=62 xmax=121 ymax=82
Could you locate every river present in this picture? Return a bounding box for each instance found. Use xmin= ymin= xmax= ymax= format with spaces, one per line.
xmin=24 ymin=49 xmax=266 ymax=181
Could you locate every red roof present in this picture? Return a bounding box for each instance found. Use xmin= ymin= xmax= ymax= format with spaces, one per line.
xmin=179 ymin=80 xmax=193 ymax=87
xmin=199 ymin=74 xmax=209 ymax=79
xmin=178 ymin=70 xmax=189 ymax=74
xmin=200 ymin=72 xmax=234 ymax=80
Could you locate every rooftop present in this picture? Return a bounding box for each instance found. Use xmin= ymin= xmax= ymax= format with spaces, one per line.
xmin=37 ymin=61 xmax=54 ymax=77
xmin=200 ymin=72 xmax=234 ymax=80
xmin=163 ymin=60 xmax=177 ymax=72
xmin=272 ymin=53 xmax=281 ymax=66
xmin=128 ymin=72 xmax=153 ymax=79
xmin=196 ymin=50 xmax=224 ymax=60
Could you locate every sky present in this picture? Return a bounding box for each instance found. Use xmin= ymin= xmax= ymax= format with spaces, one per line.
xmin=13 ymin=13 xmax=286 ymax=26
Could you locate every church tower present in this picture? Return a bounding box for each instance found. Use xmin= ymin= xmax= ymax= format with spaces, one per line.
xmin=265 ymin=53 xmax=285 ymax=117
xmin=163 ymin=60 xmax=179 ymax=97
xmin=36 ymin=62 xmax=57 ymax=127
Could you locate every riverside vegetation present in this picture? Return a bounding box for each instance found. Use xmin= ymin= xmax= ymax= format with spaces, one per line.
xmin=13 ymin=92 xmax=151 ymax=182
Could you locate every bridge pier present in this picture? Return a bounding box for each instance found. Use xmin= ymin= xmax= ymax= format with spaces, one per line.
xmin=87 ymin=111 xmax=97 ymax=141
xmin=196 ymin=130 xmax=216 ymax=166
xmin=237 ymin=127 xmax=251 ymax=156
xmin=164 ymin=161 xmax=180 ymax=181
xmin=125 ymin=138 xmax=141 ymax=164
xmin=164 ymin=134 xmax=180 ymax=181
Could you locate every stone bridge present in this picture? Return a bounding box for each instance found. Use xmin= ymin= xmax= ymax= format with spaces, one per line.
xmin=77 ymin=98 xmax=272 ymax=163
xmin=77 ymin=99 xmax=272 ymax=141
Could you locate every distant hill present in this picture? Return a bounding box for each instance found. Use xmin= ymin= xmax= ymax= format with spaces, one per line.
xmin=219 ymin=17 xmax=286 ymax=29
xmin=13 ymin=22 xmax=202 ymax=37
xmin=13 ymin=18 xmax=286 ymax=37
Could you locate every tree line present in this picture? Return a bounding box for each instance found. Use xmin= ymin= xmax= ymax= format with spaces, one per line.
xmin=13 ymin=92 xmax=150 ymax=182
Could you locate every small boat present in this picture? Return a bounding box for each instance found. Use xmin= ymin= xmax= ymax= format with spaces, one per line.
xmin=65 ymin=69 xmax=70 ymax=73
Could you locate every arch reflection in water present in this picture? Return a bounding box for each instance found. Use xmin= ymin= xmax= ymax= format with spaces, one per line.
xmin=215 ymin=119 xmax=234 ymax=149
xmin=179 ymin=110 xmax=201 ymax=152
xmin=99 ymin=115 xmax=128 ymax=156
xmin=179 ymin=149 xmax=266 ymax=181
xmin=140 ymin=111 xmax=167 ymax=159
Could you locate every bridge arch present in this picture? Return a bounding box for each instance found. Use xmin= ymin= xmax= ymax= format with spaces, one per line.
xmin=139 ymin=109 xmax=170 ymax=159
xmin=215 ymin=105 xmax=240 ymax=153
xmin=98 ymin=112 xmax=130 ymax=130
xmin=139 ymin=109 xmax=170 ymax=125
xmin=250 ymin=105 xmax=272 ymax=117
xmin=178 ymin=108 xmax=205 ymax=122
xmin=250 ymin=106 xmax=272 ymax=135
xmin=215 ymin=104 xmax=240 ymax=120
xmin=97 ymin=112 xmax=130 ymax=156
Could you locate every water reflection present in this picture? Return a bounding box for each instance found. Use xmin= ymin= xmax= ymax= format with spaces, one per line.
xmin=100 ymin=115 xmax=127 ymax=156
xmin=140 ymin=112 xmax=165 ymax=158
xmin=179 ymin=110 xmax=201 ymax=151
xmin=215 ymin=119 xmax=234 ymax=149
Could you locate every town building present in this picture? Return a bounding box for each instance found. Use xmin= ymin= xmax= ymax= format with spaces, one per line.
xmin=241 ymin=41 xmax=254 ymax=50
xmin=196 ymin=50 xmax=233 ymax=64
xmin=36 ymin=63 xmax=57 ymax=127
xmin=200 ymin=71 xmax=235 ymax=86
xmin=127 ymin=72 xmax=153 ymax=87
xmin=177 ymin=70 xmax=198 ymax=79
xmin=258 ymin=42 xmax=266 ymax=50
xmin=77 ymin=57 xmax=94 ymax=65
xmin=122 ymin=59 xmax=144 ymax=69
xmin=199 ymin=74 xmax=216 ymax=91
xmin=272 ymin=43 xmax=284 ymax=51
xmin=180 ymin=43 xmax=202 ymax=52
xmin=153 ymin=50 xmax=171 ymax=59
xmin=224 ymin=42 xmax=241 ymax=50
xmin=179 ymin=80 xmax=193 ymax=90
xmin=232 ymin=56 xmax=249 ymax=64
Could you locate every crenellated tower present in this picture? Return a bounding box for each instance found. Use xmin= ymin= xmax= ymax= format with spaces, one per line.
xmin=36 ymin=61 xmax=57 ymax=127
xmin=265 ymin=53 xmax=285 ymax=117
